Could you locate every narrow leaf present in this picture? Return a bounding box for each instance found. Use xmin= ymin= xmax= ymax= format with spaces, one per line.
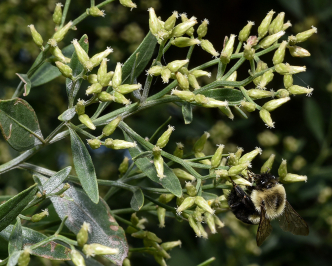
xmin=124 ymin=132 xmax=182 ymax=197
xmin=201 ymin=88 xmax=243 ymax=105
xmin=130 ymin=188 xmax=144 ymax=211
xmin=16 ymin=74 xmax=31 ymax=96
xmin=0 ymin=98 xmax=44 ymax=151
xmin=58 ymin=107 xmax=76 ymax=121
xmin=0 ymin=184 xmax=37 ymax=232
xmin=68 ymin=127 xmax=99 ymax=203
xmin=8 ymin=217 xmax=22 ymax=255
xmin=42 ymin=166 xmax=72 ymax=194
xmin=182 ymin=102 xmax=193 ymax=124
xmin=50 ymin=184 xmax=128 ymax=266
xmin=7 ymin=250 xmax=22 ymax=266
xmin=1 ymin=225 xmax=71 ymax=260
xmin=304 ymin=98 xmax=324 ymax=143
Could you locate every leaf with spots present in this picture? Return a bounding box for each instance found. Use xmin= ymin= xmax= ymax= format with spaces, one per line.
xmin=0 ymin=98 xmax=44 ymax=151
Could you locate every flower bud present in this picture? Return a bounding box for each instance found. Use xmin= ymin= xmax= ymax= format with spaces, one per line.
xmin=171 ymin=89 xmax=194 ymax=102
xmin=18 ymin=247 xmax=31 ymax=266
xmin=288 ymin=46 xmax=311 ymax=57
xmin=50 ymin=46 xmax=70 ymax=63
xmin=161 ymin=240 xmax=182 ymax=251
xmin=71 ymin=249 xmax=86 ymax=266
xmin=86 ymin=83 xmax=103 ymax=95
xmin=259 ymin=108 xmax=274 ymax=128
xmin=228 ymin=162 xmax=251 ymax=176
xmin=131 ymin=230 xmax=146 ymax=239
xmin=176 ymin=196 xmax=195 ymax=214
xmin=102 ymin=116 xmax=122 ymax=137
xmin=120 ymin=0 xmax=137 ymax=9
xmin=146 ymin=231 xmax=162 ymax=243
xmin=288 ymin=85 xmax=314 ymax=96
xmin=200 ymin=39 xmax=220 ymax=58
xmin=157 ymin=207 xmax=166 ymax=228
xmin=283 ymin=20 xmax=292 ymax=31
xmin=31 ymin=209 xmax=49 ymax=222
xmin=176 ymin=72 xmax=189 ymax=90
xmin=195 ymin=196 xmax=214 ymax=214
xmin=53 ymin=3 xmax=63 ymax=25
xmin=83 ymin=243 xmax=119 ymax=257
xmin=227 ymin=153 xmax=238 ymax=166
xmin=173 ymin=142 xmax=184 ymax=158
xmin=272 ymin=40 xmax=287 ymax=65
xmin=190 ymin=70 xmax=211 ymax=78
xmin=75 ymin=99 xmax=85 ymax=115
xmin=112 ymin=62 xmax=122 ymax=88
xmin=78 ymin=114 xmax=95 ymax=130
xmin=284 ymin=136 xmax=299 ymax=152
xmin=278 ymin=159 xmax=287 ymax=178
xmin=258 ymin=10 xmax=275 ymax=38
xmin=239 ymin=21 xmax=255 ymax=42
xmin=87 ymin=74 xmax=98 ymax=84
xmin=156 ymin=125 xmax=175 ymax=148
xmin=262 ymin=97 xmax=290 ymax=111
xmin=185 ymin=182 xmax=197 ymax=197
xmin=104 ymin=139 xmax=137 ymax=149
xmin=281 ymin=173 xmax=307 ymax=183
xmin=193 ymin=131 xmax=210 ymax=153
xmin=218 ymin=106 xmax=234 ymax=120
xmin=188 ymin=215 xmax=202 ymax=237
xmin=261 ymin=154 xmax=275 ymax=173
xmin=197 ymin=19 xmax=209 ymax=39
xmin=220 ymin=34 xmax=236 ymax=64
xmin=247 ymin=35 xmax=258 ymax=46
xmin=116 ymin=84 xmax=142 ymax=94
xmin=172 ymin=15 xmax=197 ymax=37
xmin=275 ymin=89 xmax=289 ymax=98
xmin=77 ymin=222 xmax=91 ymax=247
xmin=257 ymin=130 xmax=279 ymax=147
xmin=72 ymin=39 xmax=90 ymax=67
xmin=259 ymin=31 xmax=285 ymax=49
xmin=90 ymin=47 xmax=113 ymax=68
xmin=253 ymin=60 xmax=268 ymax=86
xmin=87 ymin=139 xmax=101 ymax=149
xmin=195 ymin=151 xmax=211 ymax=165
xmin=52 ymin=21 xmax=73 ymax=43
xmin=87 ymin=6 xmax=105 ymax=17
xmin=243 ymin=44 xmax=255 ymax=60
xmin=113 ymin=91 xmax=131 ymax=105
xmin=214 ymin=215 xmax=225 ymax=228
xmin=202 ymin=99 xmax=229 ymax=109
xmin=211 ymin=144 xmax=225 ymax=168
xmin=159 ymin=194 xmax=175 ymax=204
xmin=161 ymin=67 xmax=171 ymax=83
xmin=28 ymin=24 xmax=43 ymax=48
xmin=275 ymin=63 xmax=306 ymax=75
xmin=204 ymin=212 xmax=217 ymax=234
xmin=167 ymin=59 xmax=189 ymax=73
xmin=97 ymin=59 xmax=109 ymax=86
xmin=240 ymin=100 xmax=256 ymax=112
xmin=154 ymin=255 xmax=167 ymax=266
xmin=98 ymin=91 xmax=115 ymax=102
xmin=147 ymin=65 xmax=163 ymax=76
xmin=247 ymin=89 xmax=274 ymax=99
xmin=55 ymin=61 xmax=73 ymax=79
xmin=224 ymin=71 xmax=237 ymax=88
xmin=180 ymin=13 xmax=195 ymax=36
xmin=283 ymin=74 xmax=293 ymax=89
xmin=270 ymin=12 xmax=285 ymax=34
xmin=295 ymin=26 xmax=318 ymax=43
xmin=153 ymin=146 xmax=166 ymax=179
xmin=148 ymin=7 xmax=161 ymax=36
xmin=171 ymin=37 xmax=201 ymax=47
xmin=186 ymin=74 xmax=199 ymax=90
xmin=197 ymin=222 xmax=208 ymax=239
xmin=123 ymin=258 xmax=131 ymax=266
xmin=239 ymin=147 xmax=262 ymax=164
xmin=117 ymin=157 xmax=129 ymax=177
xmin=164 ymin=11 xmax=178 ymax=31
xmin=257 ymin=70 xmax=274 ymax=89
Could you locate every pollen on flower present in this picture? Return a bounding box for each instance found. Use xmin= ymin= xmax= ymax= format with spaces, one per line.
xmin=176 ymin=142 xmax=184 ymax=148
xmin=82 ymin=221 xmax=91 ymax=232
xmin=217 ymin=144 xmax=225 ymax=148
xmin=42 ymin=209 xmax=49 ymax=216
xmin=168 ymin=125 xmax=175 ymax=131
xmin=106 ymin=47 xmax=113 ymax=52
xmin=56 ymin=3 xmax=63 ymax=7
xmin=311 ymin=26 xmax=318 ymax=33
xmin=202 ymin=18 xmax=209 ymax=24
xmin=255 ymin=147 xmax=263 ymax=154
xmin=265 ymin=122 xmax=275 ymax=128
xmin=172 ymin=11 xmax=179 ymax=18
xmin=207 ymin=72 xmax=212 ymax=78
xmin=27 ymin=24 xmax=33 ymax=28
xmin=248 ymin=21 xmax=255 ymax=25
xmin=71 ymin=39 xmax=78 ymax=44
xmin=306 ymin=87 xmax=314 ymax=96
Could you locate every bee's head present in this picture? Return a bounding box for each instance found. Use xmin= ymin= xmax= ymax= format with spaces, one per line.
xmin=254 ymin=173 xmax=278 ymax=190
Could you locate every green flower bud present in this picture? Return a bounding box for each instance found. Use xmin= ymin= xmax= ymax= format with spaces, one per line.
xmin=257 ymin=130 xmax=278 ymax=147
xmin=172 ymin=16 xmax=197 ymax=37
xmin=50 ymin=46 xmax=70 ymax=63
xmin=173 ymin=142 xmax=184 ymax=158
xmin=116 ymin=84 xmax=142 ymax=95
xmin=147 ymin=65 xmax=163 ymax=76
xmin=157 ymin=207 xmax=166 ymax=228
xmin=247 ymin=89 xmax=274 ymax=99
xmin=148 ymin=7 xmax=161 ymax=36
xmin=243 ymin=44 xmax=255 ymax=60
xmin=90 ymin=47 xmax=113 ymax=68
xmin=113 ymin=91 xmax=131 ymax=105
xmin=193 ymin=131 xmax=210 ymax=153
xmin=102 ymin=116 xmax=122 ymax=136
xmin=197 ymin=19 xmax=209 ymax=39
xmin=53 ymin=3 xmax=63 ymax=25
xmin=239 ymin=146 xmax=262 ymax=164
xmin=283 ymin=74 xmax=293 ymax=89
xmin=288 ymin=85 xmax=313 ymax=96
xmin=227 ymin=153 xmax=238 ymax=166
xmin=240 ymin=100 xmax=256 ymax=112
xmin=195 ymin=151 xmax=211 ymax=165
xmin=52 ymin=21 xmax=73 ymax=43
xmin=284 ymin=136 xmax=299 ymax=152
xmin=257 ymin=70 xmax=274 ymax=89
xmin=275 ymin=63 xmax=306 ymax=75
xmin=259 ymin=108 xmax=275 ymax=128
xmin=159 ymin=194 xmax=175 ymax=204
xmin=224 ymin=71 xmax=237 ymax=88
xmin=131 ymin=230 xmax=146 ymax=239
xmin=273 ymin=40 xmax=287 ymax=65
xmin=112 ymin=62 xmax=122 ymax=88
xmin=180 ymin=13 xmax=195 ymax=36
xmin=186 ymin=182 xmax=197 ymax=197
xmin=28 ymin=24 xmax=44 ymax=48
xmin=123 ymin=258 xmax=131 ymax=266
xmin=75 ymin=99 xmax=85 ymax=115
xmin=31 ymin=209 xmax=49 ymax=222
xmin=55 ymin=61 xmax=73 ymax=79
xmin=262 ymin=97 xmax=290 ymax=112
xmin=253 ymin=60 xmax=268 ymax=86
xmin=218 ymin=106 xmax=234 ymax=120
xmin=235 ymin=147 xmax=244 ymax=160
xmin=161 ymin=240 xmax=182 ymax=251
xmin=176 ymin=196 xmax=195 ymax=214
xmin=282 ymin=20 xmax=292 ymax=31
xmin=197 ymin=221 xmax=208 ymax=239
xmin=211 ymin=144 xmax=225 ymax=168
xmin=186 ymin=74 xmax=199 ymax=90
xmin=220 ymin=34 xmax=236 ymax=64
xmin=167 ymin=59 xmax=189 ymax=72
xmin=214 ymin=215 xmax=225 ymax=228
xmin=195 ymin=196 xmax=214 ymax=214
xmin=119 ymin=156 xmax=129 ymax=176
xmin=104 ymin=139 xmax=137 ymax=149
xmin=154 ymin=255 xmax=167 ymax=266
xmin=171 ymin=37 xmax=201 ymax=47
xmin=228 ymin=162 xmax=251 ymax=176
xmin=146 ymin=231 xmax=162 ymax=243
xmin=72 ymin=39 xmax=90 ymax=67
xmin=247 ymin=35 xmax=258 ymax=46
xmin=188 ymin=215 xmax=202 ymax=237
xmin=261 ymin=154 xmax=275 ymax=173
xmin=190 ymin=70 xmax=211 ymax=78
xmin=156 ymin=125 xmax=175 ymax=148
xmin=275 ymin=89 xmax=290 ymax=98
xmin=79 ymin=114 xmax=95 ymax=130
xmin=281 ymin=173 xmax=307 ymax=183
xmin=86 ymin=74 xmax=98 ymax=84
xmin=18 ymin=248 xmax=31 ymax=266
xmin=201 ymin=98 xmax=228 ymax=108
xmin=120 ymin=0 xmax=137 ymax=9
xmin=292 ymin=156 xmax=306 ymax=171
xmin=288 ymin=46 xmax=311 ymax=57
xmin=295 ymin=26 xmax=317 ymax=43
xmin=83 ymin=243 xmax=119 ymax=257
xmin=86 ymin=83 xmax=103 ymax=95
xmin=161 ymin=67 xmax=171 ymax=83
xmin=194 ymin=94 xmax=208 ymax=105
xmin=239 ymin=21 xmax=255 ymax=42
xmin=176 ymin=72 xmax=189 ymax=90
xmin=259 ymin=31 xmax=285 ymax=49
xmin=200 ymin=39 xmax=220 ymax=58
xmin=77 ymin=222 xmax=91 ymax=247
xmin=87 ymin=6 xmax=105 ymax=17
xmin=164 ymin=11 xmax=178 ymax=31
xmin=204 ymin=212 xmax=217 ymax=234
xmin=71 ymin=249 xmax=86 ymax=266
xmin=87 ymin=139 xmax=101 ymax=149
xmin=153 ymin=146 xmax=166 ymax=179
xmin=258 ymin=10 xmax=275 ymax=38
xmin=270 ymin=12 xmax=285 ymax=34
xmin=98 ymin=91 xmax=115 ymax=102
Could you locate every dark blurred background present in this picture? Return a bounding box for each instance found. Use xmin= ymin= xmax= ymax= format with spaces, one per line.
xmin=1 ymin=0 xmax=332 ymax=265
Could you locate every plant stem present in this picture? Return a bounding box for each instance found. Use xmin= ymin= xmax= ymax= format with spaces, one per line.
xmin=239 ymin=86 xmax=262 ymax=110
xmin=197 ymin=257 xmax=216 ymax=266
xmin=149 ymin=116 xmax=172 ymax=142
xmin=55 ymin=216 xmax=68 ymax=235
xmin=60 ymin=0 xmax=72 ymax=27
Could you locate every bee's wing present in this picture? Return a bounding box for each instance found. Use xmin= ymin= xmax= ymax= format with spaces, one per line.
xmin=278 ymin=200 xmax=309 ymax=236
xmin=256 ymin=206 xmax=273 ymax=246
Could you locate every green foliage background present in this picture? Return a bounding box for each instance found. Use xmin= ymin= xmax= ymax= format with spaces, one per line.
xmin=1 ymin=0 xmax=332 ymax=265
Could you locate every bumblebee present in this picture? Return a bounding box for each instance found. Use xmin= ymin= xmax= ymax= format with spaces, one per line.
xmin=227 ymin=172 xmax=309 ymax=246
